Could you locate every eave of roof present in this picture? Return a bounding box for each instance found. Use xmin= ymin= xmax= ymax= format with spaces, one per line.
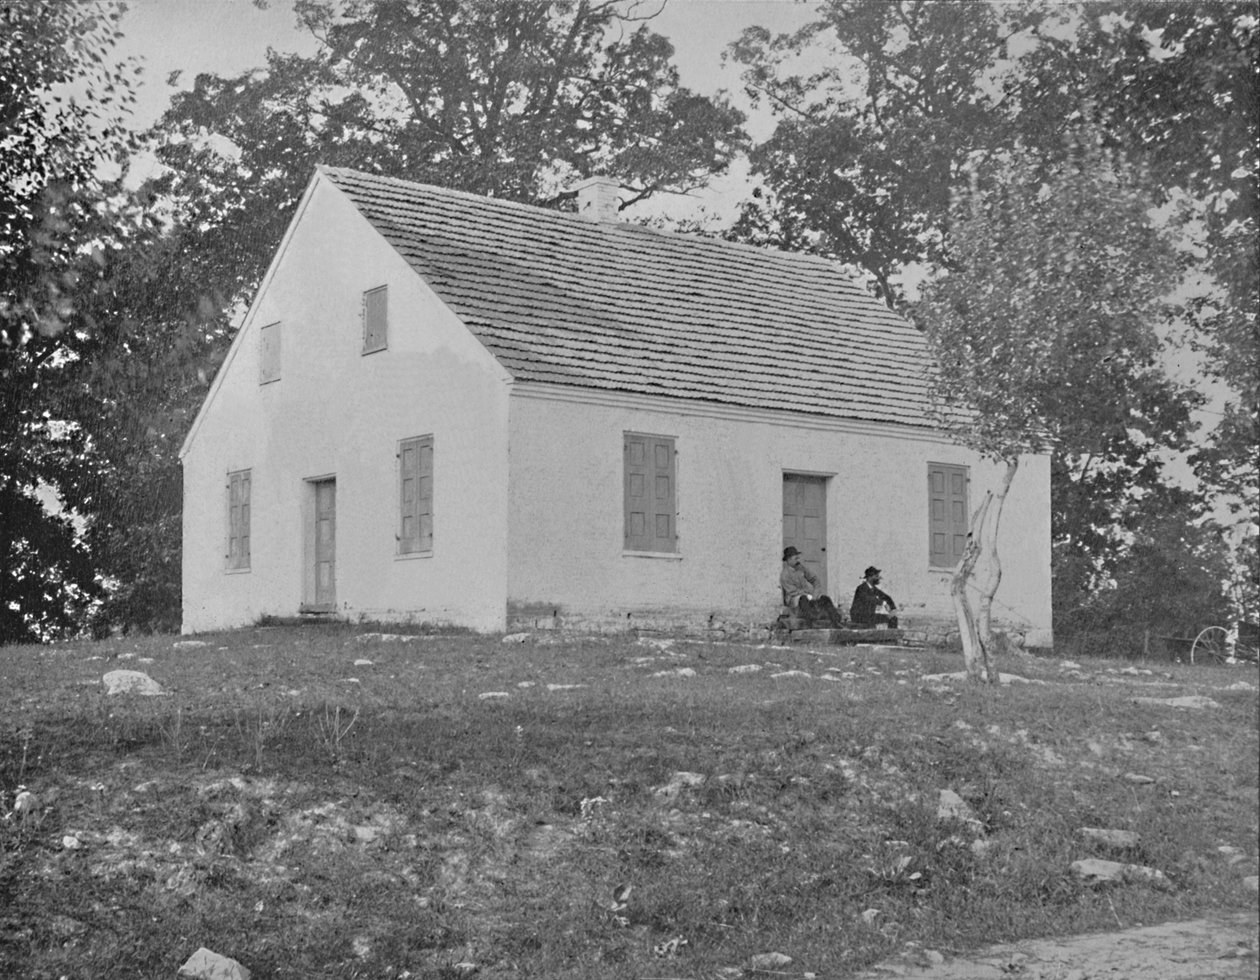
xmin=320 ymin=166 xmax=933 ymax=427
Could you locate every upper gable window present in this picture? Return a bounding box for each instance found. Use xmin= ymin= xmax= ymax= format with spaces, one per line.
xmin=259 ymin=321 xmax=281 ymax=384
xmin=363 ymin=285 xmax=388 ymax=354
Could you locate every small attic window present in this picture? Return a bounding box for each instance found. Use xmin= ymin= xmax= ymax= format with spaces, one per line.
xmin=363 ymin=285 xmax=388 ymax=354
xmin=259 ymin=321 xmax=281 ymax=384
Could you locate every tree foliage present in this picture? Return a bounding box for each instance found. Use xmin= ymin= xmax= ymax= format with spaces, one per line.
xmin=732 ymin=0 xmax=1253 ymax=636
xmin=914 ymin=137 xmax=1191 ymax=677
xmin=1 ymin=1 xmax=142 ymax=643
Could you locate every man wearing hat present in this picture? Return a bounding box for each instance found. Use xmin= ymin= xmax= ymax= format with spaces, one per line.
xmin=850 ymin=566 xmax=898 ymax=629
xmin=780 ymin=547 xmax=846 ymax=628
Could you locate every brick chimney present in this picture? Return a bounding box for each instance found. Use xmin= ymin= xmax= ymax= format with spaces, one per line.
xmin=575 ymin=176 xmax=623 ymax=222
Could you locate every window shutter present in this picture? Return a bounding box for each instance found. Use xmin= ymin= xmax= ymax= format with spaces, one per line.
xmin=228 ymin=469 xmax=251 ymax=570
xmin=928 ymin=463 xmax=968 ymax=568
xmin=398 ymin=435 xmax=433 ymax=554
xmin=625 ymin=433 xmax=675 ymax=553
xmin=363 ymin=285 xmax=388 ymax=353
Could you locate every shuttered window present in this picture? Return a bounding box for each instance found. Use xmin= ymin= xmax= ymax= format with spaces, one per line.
xmin=259 ymin=321 xmax=280 ymax=383
xmin=227 ymin=469 xmax=251 ymax=570
xmin=398 ymin=435 xmax=434 ymax=555
xmin=928 ymin=462 xmax=969 ymax=568
xmin=624 ymin=433 xmax=676 ymax=553
xmin=363 ymin=285 xmax=388 ymax=354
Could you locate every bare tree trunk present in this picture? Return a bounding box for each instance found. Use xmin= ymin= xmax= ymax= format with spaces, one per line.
xmin=951 ymin=457 xmax=1020 ymax=685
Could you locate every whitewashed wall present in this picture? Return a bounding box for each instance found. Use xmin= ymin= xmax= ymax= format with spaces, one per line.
xmin=182 ymin=176 xmax=512 ymax=633
xmin=506 ymin=385 xmax=1052 ymax=642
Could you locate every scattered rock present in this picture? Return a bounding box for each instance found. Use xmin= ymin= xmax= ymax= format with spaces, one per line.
xmin=173 ymin=640 xmax=209 ymax=649
xmin=749 ymin=952 xmax=792 ymax=969
xmin=1226 ymin=680 xmax=1256 ymax=691
xmin=102 ymin=670 xmax=164 ymax=696
xmin=1244 ymin=876 xmax=1258 ymax=892
xmin=178 ymin=947 xmax=251 ymax=980
xmin=653 ymin=771 xmax=706 ymax=801
xmin=652 ymin=667 xmax=696 ymax=677
xmin=653 ymin=936 xmax=687 ymax=957
xmin=1122 ymin=773 xmax=1156 ymax=785
xmin=545 ymin=683 xmax=586 ymax=692
xmin=451 ymin=963 xmax=478 ymax=976
xmin=477 ymin=692 xmax=510 ymax=700
xmin=771 ymin=669 xmax=812 ymax=679
xmin=1080 ymin=827 xmax=1140 ymax=848
xmin=1133 ymin=695 xmax=1220 ymax=710
xmin=860 ymin=908 xmax=881 ymax=925
xmin=1070 ymin=857 xmax=1167 ymax=886
xmin=353 ymin=658 xmax=373 ymax=667
xmin=937 ymin=789 xmax=983 ymax=832
xmin=729 ymin=663 xmax=762 ymax=673
xmin=61 ymin=834 xmax=83 ymax=850
xmin=501 ymin=632 xmax=530 ymax=644
xmin=638 ymin=637 xmax=677 ymax=651
xmin=920 ymin=671 xmax=1046 ymax=686
xmin=516 ymin=681 xmax=535 ymax=688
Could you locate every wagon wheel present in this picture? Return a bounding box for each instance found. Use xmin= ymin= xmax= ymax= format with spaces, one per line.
xmin=1190 ymin=626 xmax=1230 ymax=665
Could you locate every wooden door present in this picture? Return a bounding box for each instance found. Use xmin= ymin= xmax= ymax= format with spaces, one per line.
xmin=783 ymin=474 xmax=827 ymax=593
xmin=313 ymin=479 xmax=336 ymax=609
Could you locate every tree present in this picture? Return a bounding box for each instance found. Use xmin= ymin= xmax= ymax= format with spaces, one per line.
xmin=727 ymin=0 xmax=1049 ymax=303
xmin=914 ymin=138 xmax=1183 ymax=682
xmin=1 ymin=1 xmax=140 ymax=642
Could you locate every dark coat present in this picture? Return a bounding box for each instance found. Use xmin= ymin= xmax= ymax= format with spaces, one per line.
xmin=850 ymin=580 xmax=896 ymax=625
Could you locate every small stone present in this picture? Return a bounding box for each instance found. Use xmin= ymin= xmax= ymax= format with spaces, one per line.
xmin=1122 ymin=773 xmax=1155 ymax=784
xmin=1133 ymin=695 xmax=1220 ymax=710
xmin=771 ymin=670 xmax=811 ymax=679
xmin=1243 ymin=876 xmax=1258 ymax=892
xmin=477 ymin=692 xmax=509 ymax=700
xmin=353 ymin=658 xmax=373 ymax=667
xmin=729 ymin=663 xmax=762 ymax=673
xmin=451 ymin=964 xmax=478 ymax=976
xmin=1079 ymin=827 xmax=1140 ymax=848
xmin=545 ymin=683 xmax=585 ymax=691
xmin=749 ymin=952 xmax=792 ymax=969
xmin=61 ymin=834 xmax=82 ymax=850
xmin=937 ymin=789 xmax=983 ymax=831
xmin=501 ymin=632 xmax=530 ymax=644
xmin=102 ymin=669 xmax=164 ymax=696
xmin=1070 ymin=857 xmax=1167 ymax=886
xmin=173 ymin=640 xmax=209 ymax=649
xmin=923 ymin=950 xmax=945 ymax=965
xmin=860 ymin=908 xmax=881 ymax=924
xmin=178 ymin=947 xmax=251 ymax=980
xmin=516 ymin=681 xmax=535 ymax=688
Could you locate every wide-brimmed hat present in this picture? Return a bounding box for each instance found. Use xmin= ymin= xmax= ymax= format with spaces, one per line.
xmin=864 ymin=566 xmax=881 ymax=578
xmin=783 ymin=546 xmax=802 ymax=560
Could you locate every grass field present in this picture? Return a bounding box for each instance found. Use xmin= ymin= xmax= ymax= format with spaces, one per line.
xmin=1 ymin=625 xmax=1256 ymax=979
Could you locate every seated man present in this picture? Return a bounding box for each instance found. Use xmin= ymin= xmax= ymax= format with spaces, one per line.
xmin=850 ymin=566 xmax=899 ymax=629
xmin=780 ymin=547 xmax=845 ymax=628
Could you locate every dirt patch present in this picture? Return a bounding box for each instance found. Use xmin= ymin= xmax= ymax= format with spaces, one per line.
xmin=855 ymin=911 xmax=1259 ymax=978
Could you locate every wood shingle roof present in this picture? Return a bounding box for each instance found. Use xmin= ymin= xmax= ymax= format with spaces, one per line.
xmin=321 ymin=166 xmax=933 ymax=427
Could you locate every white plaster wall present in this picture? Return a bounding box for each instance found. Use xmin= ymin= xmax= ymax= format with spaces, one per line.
xmin=506 ymin=387 xmax=1052 ymax=639
xmin=182 ymin=176 xmax=511 ymax=633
